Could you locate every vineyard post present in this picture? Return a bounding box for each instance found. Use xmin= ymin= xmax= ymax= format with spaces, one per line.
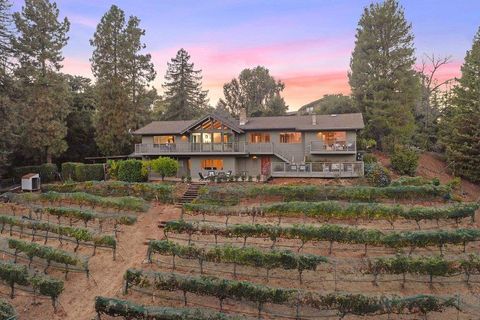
xmin=180 ymin=206 xmax=184 ymax=220
xmin=257 ymin=302 xmax=263 ymax=320
xmin=64 ymin=264 xmax=69 ymax=280
xmin=13 ymin=249 xmax=17 ymax=263
xmin=93 ymin=244 xmax=97 ymax=256
xmin=123 ymin=279 xmax=129 ymax=294
xmin=113 ymin=246 xmax=116 ymax=261
xmin=334 ymin=261 xmax=337 ymax=291
xmin=183 ymin=290 xmax=187 ymax=306
xmin=295 ymin=291 xmax=301 ymax=320
xmin=44 ymin=229 xmax=49 ymax=245
xmin=233 ymin=262 xmax=237 ymax=279
xmin=9 ymin=280 xmax=14 ymax=299
xmin=172 ymin=255 xmax=176 ymax=270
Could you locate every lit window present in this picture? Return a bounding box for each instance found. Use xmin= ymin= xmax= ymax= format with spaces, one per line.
xmin=154 ymin=136 xmax=175 ymax=144
xmin=201 ymin=159 xmax=224 ymax=170
xmin=250 ymin=133 xmax=270 ymax=143
xmin=280 ymin=132 xmax=301 ymax=143
xmin=318 ymin=131 xmax=346 ymax=145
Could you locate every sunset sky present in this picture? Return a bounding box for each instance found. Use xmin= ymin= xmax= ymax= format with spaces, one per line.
xmin=11 ymin=0 xmax=480 ymax=110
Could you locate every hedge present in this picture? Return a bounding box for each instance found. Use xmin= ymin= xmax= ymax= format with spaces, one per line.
xmin=124 ymin=270 xmax=459 ymax=317
xmin=61 ymin=162 xmax=105 ymax=182
xmin=95 ymin=296 xmax=243 ymax=320
xmin=12 ymin=164 xmax=58 ymax=182
xmin=0 ymin=299 xmax=16 ymax=320
xmin=184 ymin=201 xmax=479 ymax=225
xmin=197 ymin=184 xmax=452 ymax=205
xmin=42 ymin=180 xmax=174 ymax=202
xmin=117 ymin=159 xmax=145 ymax=182
xmin=391 ymin=176 xmax=440 ymax=187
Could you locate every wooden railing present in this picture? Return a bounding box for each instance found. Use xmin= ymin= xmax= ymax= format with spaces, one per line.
xmin=134 ymin=142 xmax=247 ymax=154
xmin=310 ymin=141 xmax=356 ymax=153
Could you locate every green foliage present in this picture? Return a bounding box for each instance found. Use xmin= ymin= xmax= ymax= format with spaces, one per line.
xmin=124 ymin=270 xmax=458 ymax=317
xmin=117 ymin=159 xmax=145 ymax=182
xmin=362 ymin=153 xmax=377 ymax=164
xmin=165 ymin=220 xmax=480 ymax=251
xmin=148 ymin=240 xmax=327 ymax=273
xmin=95 ymin=296 xmax=243 ymax=320
xmin=365 ymin=163 xmax=391 ymax=187
xmin=161 ymin=48 xmax=209 ymax=120
xmin=7 ymin=238 xmax=85 ymax=268
xmin=0 ymin=260 xmax=64 ymax=301
xmin=61 ymin=162 xmax=105 ymax=182
xmin=11 ymin=191 xmax=149 ymax=212
xmin=299 ymin=94 xmax=358 ymax=115
xmin=107 ymin=160 xmax=120 ymax=180
xmin=42 ymin=180 xmax=174 ymax=202
xmin=0 ymin=299 xmax=16 ymax=320
xmin=12 ymin=0 xmax=71 ymax=163
xmin=41 ymin=206 xmax=136 ymax=226
xmin=13 ymin=164 xmax=58 ymax=182
xmin=222 ymin=66 xmax=287 ymax=117
xmin=391 ymin=146 xmax=419 ymax=176
xmin=391 ymin=176 xmax=437 ymax=186
xmin=197 ymin=184 xmax=452 ymax=205
xmin=184 ymin=202 xmax=478 ymax=224
xmin=150 ymin=157 xmax=179 ymax=180
xmin=440 ymin=27 xmax=480 ymax=182
xmin=349 ymin=0 xmax=419 ymax=150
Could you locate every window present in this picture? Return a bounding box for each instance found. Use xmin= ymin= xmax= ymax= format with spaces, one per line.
xmin=250 ymin=132 xmax=270 ymax=143
xmin=280 ymin=132 xmax=301 ymax=143
xmin=201 ymin=159 xmax=224 ymax=170
xmin=154 ymin=135 xmax=175 ymax=144
xmin=318 ymin=131 xmax=347 ymax=145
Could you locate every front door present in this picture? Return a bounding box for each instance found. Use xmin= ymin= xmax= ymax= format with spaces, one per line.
xmin=261 ymin=156 xmax=271 ymax=175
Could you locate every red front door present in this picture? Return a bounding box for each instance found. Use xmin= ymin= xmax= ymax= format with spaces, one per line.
xmin=261 ymin=156 xmax=271 ymax=175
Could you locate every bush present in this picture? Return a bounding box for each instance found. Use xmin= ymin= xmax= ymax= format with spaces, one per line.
xmin=363 ymin=153 xmax=377 ymax=164
xmin=391 ymin=176 xmax=436 ymax=186
xmin=61 ymin=162 xmax=105 ymax=182
xmin=391 ymin=146 xmax=419 ymax=176
xmin=13 ymin=164 xmax=58 ymax=182
xmin=365 ymin=163 xmax=391 ymax=187
xmin=107 ymin=160 xmax=120 ymax=180
xmin=117 ymin=160 xmax=145 ymax=182
xmin=150 ymin=157 xmax=179 ymax=181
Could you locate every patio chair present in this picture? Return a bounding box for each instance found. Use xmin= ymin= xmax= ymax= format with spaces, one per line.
xmin=198 ymin=172 xmax=207 ymax=181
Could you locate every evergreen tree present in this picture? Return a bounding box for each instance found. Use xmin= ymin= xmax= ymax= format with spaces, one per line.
xmin=440 ymin=27 xmax=480 ymax=182
xmin=12 ymin=0 xmax=70 ymax=163
xmin=162 ymin=48 xmax=209 ymax=120
xmin=91 ymin=5 xmax=155 ymax=155
xmin=349 ymin=0 xmax=420 ymax=151
xmin=299 ymin=94 xmax=358 ymax=115
xmin=223 ymin=66 xmax=286 ymax=117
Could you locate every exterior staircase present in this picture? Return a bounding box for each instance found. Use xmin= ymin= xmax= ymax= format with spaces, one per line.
xmin=176 ymin=182 xmax=206 ymax=206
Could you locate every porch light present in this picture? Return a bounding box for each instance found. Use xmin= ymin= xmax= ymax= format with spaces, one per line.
xmin=252 ymin=156 xmax=257 ymax=160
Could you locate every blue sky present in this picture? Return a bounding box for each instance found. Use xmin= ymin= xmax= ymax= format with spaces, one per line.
xmin=11 ymin=0 xmax=480 ymax=109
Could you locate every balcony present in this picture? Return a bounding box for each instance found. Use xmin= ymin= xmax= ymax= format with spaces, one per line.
xmin=134 ymin=142 xmax=247 ymax=155
xmin=310 ymin=141 xmax=356 ymax=154
xmin=271 ymin=161 xmax=364 ymax=178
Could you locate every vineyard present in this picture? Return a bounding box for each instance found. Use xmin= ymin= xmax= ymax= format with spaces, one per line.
xmin=0 ymin=179 xmax=478 ymax=319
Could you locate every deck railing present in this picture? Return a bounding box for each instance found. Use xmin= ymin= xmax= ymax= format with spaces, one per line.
xmin=271 ymin=161 xmax=364 ymax=178
xmin=310 ymin=141 xmax=356 ymax=153
xmin=135 ymin=142 xmax=246 ymax=154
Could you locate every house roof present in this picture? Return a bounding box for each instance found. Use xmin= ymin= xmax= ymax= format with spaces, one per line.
xmin=134 ymin=113 xmax=364 ymax=135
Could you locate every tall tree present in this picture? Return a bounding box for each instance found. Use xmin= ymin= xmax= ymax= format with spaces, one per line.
xmin=91 ymin=5 xmax=155 ymax=155
xmin=440 ymin=27 xmax=480 ymax=182
xmin=0 ymin=0 xmax=16 ymax=174
xmin=162 ymin=48 xmax=209 ymax=120
xmin=299 ymin=94 xmax=359 ymax=115
xmin=349 ymin=0 xmax=420 ymax=151
xmin=12 ymin=0 xmax=70 ymax=163
xmin=222 ymin=66 xmax=287 ymax=117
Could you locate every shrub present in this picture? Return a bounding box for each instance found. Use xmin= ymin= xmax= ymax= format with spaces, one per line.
xmin=186 ymin=176 xmax=192 ymax=183
xmin=107 ymin=160 xmax=120 ymax=180
xmin=363 ymin=153 xmax=377 ymax=164
xmin=391 ymin=146 xmax=419 ymax=176
xmin=365 ymin=163 xmax=391 ymax=187
xmin=117 ymin=160 xmax=145 ymax=182
xmin=13 ymin=164 xmax=58 ymax=182
xmin=62 ymin=162 xmax=105 ymax=182
xmin=391 ymin=176 xmax=434 ymax=186
xmin=150 ymin=157 xmax=179 ymax=181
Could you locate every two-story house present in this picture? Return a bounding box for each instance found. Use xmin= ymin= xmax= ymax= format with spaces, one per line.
xmin=132 ymin=111 xmax=365 ymax=179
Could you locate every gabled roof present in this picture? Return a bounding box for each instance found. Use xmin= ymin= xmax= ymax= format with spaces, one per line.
xmin=134 ymin=112 xmax=364 ymax=135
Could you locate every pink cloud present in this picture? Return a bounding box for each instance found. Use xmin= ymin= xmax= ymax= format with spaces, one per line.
xmin=62 ymin=57 xmax=92 ymax=78
xmin=68 ymin=14 xmax=97 ymax=28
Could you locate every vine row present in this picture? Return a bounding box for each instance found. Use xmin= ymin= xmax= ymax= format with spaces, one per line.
xmin=124 ymin=269 xmax=459 ymax=318
xmin=164 ymin=220 xmax=480 ymax=255
xmin=147 ymin=240 xmax=327 ymax=283
xmin=0 ymin=299 xmax=16 ymax=320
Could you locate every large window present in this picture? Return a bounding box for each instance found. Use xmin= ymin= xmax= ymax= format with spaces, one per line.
xmin=154 ymin=135 xmax=175 ymax=144
xmin=250 ymin=132 xmax=270 ymax=143
xmin=201 ymin=159 xmax=224 ymax=170
xmin=280 ymin=132 xmax=302 ymax=143
xmin=318 ymin=131 xmax=346 ymax=145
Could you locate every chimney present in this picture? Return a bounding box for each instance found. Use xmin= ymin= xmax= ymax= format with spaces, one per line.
xmin=312 ymin=114 xmax=317 ymax=125
xmin=239 ymin=108 xmax=248 ymax=125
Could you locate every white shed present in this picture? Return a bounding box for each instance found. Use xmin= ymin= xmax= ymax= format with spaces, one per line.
xmin=21 ymin=173 xmax=40 ymax=192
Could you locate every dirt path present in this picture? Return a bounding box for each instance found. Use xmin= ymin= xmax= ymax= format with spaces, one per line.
xmin=6 ymin=203 xmax=181 ymax=320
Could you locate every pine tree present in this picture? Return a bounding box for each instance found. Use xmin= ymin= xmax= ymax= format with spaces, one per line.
xmin=440 ymin=27 xmax=480 ymax=182
xmin=12 ymin=0 xmax=70 ymax=163
xmin=162 ymin=48 xmax=209 ymax=120
xmin=349 ymin=0 xmax=420 ymax=151
xmin=91 ymin=5 xmax=155 ymax=155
